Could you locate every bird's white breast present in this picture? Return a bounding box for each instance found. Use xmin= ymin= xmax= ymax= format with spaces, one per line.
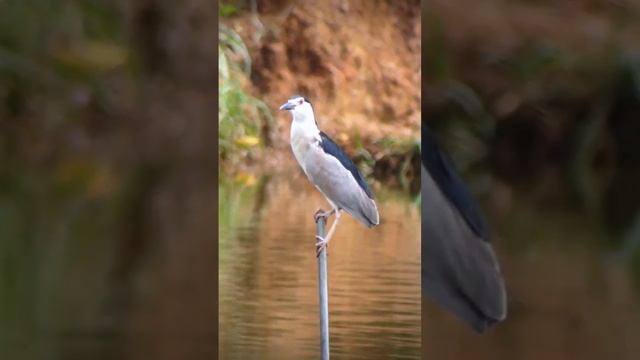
xmin=290 ymin=118 xmax=320 ymax=173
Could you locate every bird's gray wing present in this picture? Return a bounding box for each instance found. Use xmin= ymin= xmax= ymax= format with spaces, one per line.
xmin=303 ymin=140 xmax=379 ymax=227
xmin=318 ymin=131 xmax=374 ymax=199
xmin=422 ymin=164 xmax=507 ymax=332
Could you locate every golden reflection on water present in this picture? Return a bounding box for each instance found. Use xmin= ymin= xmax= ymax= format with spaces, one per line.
xmin=219 ymin=171 xmax=421 ymax=359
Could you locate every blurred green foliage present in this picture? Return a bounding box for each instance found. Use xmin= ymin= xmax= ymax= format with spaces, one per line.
xmin=0 ymin=1 xmax=137 ymax=356
xmin=218 ymin=23 xmax=273 ymax=163
xmin=0 ymin=0 xmax=129 ymax=86
xmin=219 ymin=1 xmax=240 ymax=18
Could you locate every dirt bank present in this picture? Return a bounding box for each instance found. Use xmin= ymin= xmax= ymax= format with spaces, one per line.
xmin=224 ymin=0 xmax=421 ymax=152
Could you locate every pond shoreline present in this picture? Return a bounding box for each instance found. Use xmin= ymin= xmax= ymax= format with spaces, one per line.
xmin=219 ymin=141 xmax=421 ymax=195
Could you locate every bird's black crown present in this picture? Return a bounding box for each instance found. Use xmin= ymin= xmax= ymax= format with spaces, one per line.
xmin=288 ymin=95 xmax=312 ymax=106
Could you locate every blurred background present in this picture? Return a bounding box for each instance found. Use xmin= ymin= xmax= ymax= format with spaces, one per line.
xmin=9 ymin=0 xmax=639 ymax=359
xmin=424 ymin=0 xmax=640 ymax=359
xmin=218 ymin=0 xmax=421 ymax=359
xmin=0 ymin=0 xmax=217 ymax=359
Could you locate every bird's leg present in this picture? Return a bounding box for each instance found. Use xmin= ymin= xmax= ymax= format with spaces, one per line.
xmin=313 ymin=208 xmax=336 ymax=223
xmin=315 ymin=210 xmax=341 ymax=257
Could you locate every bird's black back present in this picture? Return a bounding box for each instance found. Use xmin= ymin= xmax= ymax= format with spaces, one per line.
xmin=319 ymin=131 xmax=374 ymax=199
xmin=422 ymin=127 xmax=488 ymax=240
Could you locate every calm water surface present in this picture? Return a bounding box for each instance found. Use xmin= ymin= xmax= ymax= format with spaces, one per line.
xmin=3 ymin=166 xmax=640 ymax=359
xmin=218 ymin=170 xmax=422 ymax=359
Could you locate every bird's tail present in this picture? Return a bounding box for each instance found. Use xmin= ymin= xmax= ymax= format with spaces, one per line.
xmin=362 ymin=198 xmax=380 ymax=228
xmin=343 ymin=192 xmax=379 ymax=228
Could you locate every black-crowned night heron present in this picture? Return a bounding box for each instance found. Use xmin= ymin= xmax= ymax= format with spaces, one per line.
xmin=279 ymin=96 xmax=379 ymax=256
xmin=422 ymin=127 xmax=507 ymax=333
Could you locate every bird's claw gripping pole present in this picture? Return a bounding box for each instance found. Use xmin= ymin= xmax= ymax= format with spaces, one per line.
xmin=314 ymin=208 xmax=335 ymax=223
xmin=315 ymin=215 xmax=330 ymax=360
xmin=314 ymin=209 xmax=340 ymax=257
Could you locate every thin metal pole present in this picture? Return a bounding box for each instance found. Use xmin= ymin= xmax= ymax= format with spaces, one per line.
xmin=316 ymin=217 xmax=330 ymax=360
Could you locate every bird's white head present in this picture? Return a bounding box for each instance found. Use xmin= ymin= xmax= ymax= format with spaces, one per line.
xmin=279 ymin=96 xmax=317 ymax=126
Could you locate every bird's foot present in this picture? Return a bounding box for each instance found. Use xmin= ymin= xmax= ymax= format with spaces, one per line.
xmin=313 ymin=208 xmax=334 ymax=223
xmin=315 ymin=235 xmax=328 ymax=257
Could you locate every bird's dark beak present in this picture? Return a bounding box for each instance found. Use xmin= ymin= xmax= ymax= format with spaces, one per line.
xmin=279 ymin=102 xmax=294 ymax=111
